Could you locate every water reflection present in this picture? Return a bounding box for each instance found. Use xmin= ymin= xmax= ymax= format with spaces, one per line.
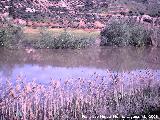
xmin=0 ymin=47 xmax=160 ymax=83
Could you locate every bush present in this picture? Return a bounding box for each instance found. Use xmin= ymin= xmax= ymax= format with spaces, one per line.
xmin=55 ymin=31 xmax=95 ymax=49
xmin=0 ymin=20 xmax=24 ymax=49
xmin=151 ymin=27 xmax=160 ymax=47
xmin=100 ymin=19 xmax=152 ymax=47
xmin=29 ymin=28 xmax=96 ymax=49
xmin=0 ymin=18 xmax=96 ymax=49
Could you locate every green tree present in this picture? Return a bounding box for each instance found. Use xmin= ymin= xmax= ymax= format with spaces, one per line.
xmin=8 ymin=0 xmax=16 ymax=19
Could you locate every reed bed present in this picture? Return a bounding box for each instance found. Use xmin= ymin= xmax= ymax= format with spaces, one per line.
xmin=0 ymin=70 xmax=160 ymax=120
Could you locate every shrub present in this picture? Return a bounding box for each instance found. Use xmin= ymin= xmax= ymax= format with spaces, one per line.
xmin=31 ymin=28 xmax=55 ymax=48
xmin=55 ymin=30 xmax=95 ymax=49
xmin=30 ymin=28 xmax=96 ymax=49
xmin=100 ymin=19 xmax=152 ymax=47
xmin=0 ymin=19 xmax=25 ymax=49
xmin=0 ymin=19 xmax=97 ymax=49
xmin=151 ymin=27 xmax=160 ymax=47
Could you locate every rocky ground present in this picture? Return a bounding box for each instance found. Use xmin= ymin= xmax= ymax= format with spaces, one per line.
xmin=0 ymin=0 xmax=160 ymax=29
xmin=0 ymin=0 xmax=110 ymax=29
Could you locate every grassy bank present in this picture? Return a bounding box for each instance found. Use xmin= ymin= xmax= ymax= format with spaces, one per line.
xmin=0 ymin=24 xmax=99 ymax=49
xmin=0 ymin=70 xmax=160 ymax=119
xmin=1 ymin=18 xmax=160 ymax=49
xmin=23 ymin=27 xmax=99 ymax=49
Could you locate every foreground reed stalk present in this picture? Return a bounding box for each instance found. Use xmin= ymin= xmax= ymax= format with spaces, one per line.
xmin=0 ymin=70 xmax=160 ymax=119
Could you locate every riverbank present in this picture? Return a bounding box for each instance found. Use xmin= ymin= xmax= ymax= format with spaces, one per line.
xmin=0 ymin=24 xmax=100 ymax=49
xmin=1 ymin=17 xmax=160 ymax=49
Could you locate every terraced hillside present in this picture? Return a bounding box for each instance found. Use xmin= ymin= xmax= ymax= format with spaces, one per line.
xmin=0 ymin=0 xmax=160 ymax=29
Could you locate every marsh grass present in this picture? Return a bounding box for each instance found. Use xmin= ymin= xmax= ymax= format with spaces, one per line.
xmin=0 ymin=70 xmax=160 ymax=119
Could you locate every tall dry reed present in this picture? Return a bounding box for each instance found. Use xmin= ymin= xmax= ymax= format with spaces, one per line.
xmin=0 ymin=70 xmax=160 ymax=119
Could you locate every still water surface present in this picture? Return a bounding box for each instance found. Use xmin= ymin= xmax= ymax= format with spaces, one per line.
xmin=0 ymin=47 xmax=160 ymax=84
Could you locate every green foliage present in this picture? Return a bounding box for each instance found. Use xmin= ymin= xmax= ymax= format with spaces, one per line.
xmin=146 ymin=0 xmax=160 ymax=17
xmin=0 ymin=24 xmax=24 ymax=49
xmin=30 ymin=29 xmax=96 ymax=49
xmin=0 ymin=19 xmax=96 ymax=49
xmin=55 ymin=30 xmax=95 ymax=49
xmin=100 ymin=19 xmax=152 ymax=47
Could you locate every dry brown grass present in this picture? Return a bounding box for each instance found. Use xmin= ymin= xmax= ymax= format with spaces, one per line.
xmin=0 ymin=69 xmax=160 ymax=119
xmin=23 ymin=27 xmax=100 ymax=36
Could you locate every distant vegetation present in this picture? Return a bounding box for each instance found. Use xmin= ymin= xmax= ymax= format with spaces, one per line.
xmin=24 ymin=28 xmax=97 ymax=49
xmin=0 ymin=18 xmax=159 ymax=49
xmin=0 ymin=22 xmax=24 ymax=49
xmin=100 ymin=19 xmax=153 ymax=47
xmin=0 ymin=19 xmax=98 ymax=49
xmin=1 ymin=0 xmax=160 ymax=29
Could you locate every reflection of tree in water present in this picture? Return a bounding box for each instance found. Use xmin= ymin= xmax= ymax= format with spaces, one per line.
xmin=0 ymin=48 xmax=29 ymax=77
xmin=0 ymin=65 xmax=13 ymax=78
xmin=0 ymin=47 xmax=160 ymax=77
xmin=145 ymin=47 xmax=160 ymax=65
xmin=0 ymin=49 xmax=14 ymax=77
xmin=35 ymin=48 xmax=102 ymax=67
xmin=99 ymin=47 xmax=138 ymax=72
xmin=99 ymin=46 xmax=160 ymax=71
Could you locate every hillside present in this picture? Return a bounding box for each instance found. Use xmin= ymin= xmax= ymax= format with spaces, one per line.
xmin=0 ymin=0 xmax=160 ymax=28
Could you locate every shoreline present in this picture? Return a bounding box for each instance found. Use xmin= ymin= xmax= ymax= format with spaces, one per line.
xmin=1 ymin=19 xmax=160 ymax=49
xmin=0 ymin=25 xmax=100 ymax=49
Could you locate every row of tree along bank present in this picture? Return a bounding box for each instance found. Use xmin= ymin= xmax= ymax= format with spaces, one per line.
xmin=0 ymin=16 xmax=160 ymax=49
